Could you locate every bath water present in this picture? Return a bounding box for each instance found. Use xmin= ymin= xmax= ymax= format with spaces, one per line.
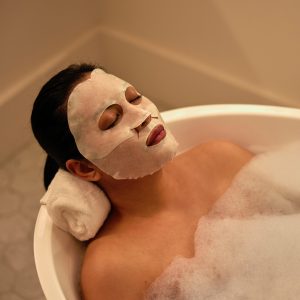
xmin=145 ymin=142 xmax=300 ymax=299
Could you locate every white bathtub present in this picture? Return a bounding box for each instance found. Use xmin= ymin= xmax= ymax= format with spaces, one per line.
xmin=34 ymin=104 xmax=300 ymax=300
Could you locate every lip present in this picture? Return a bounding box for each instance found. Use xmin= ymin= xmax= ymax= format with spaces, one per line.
xmin=146 ymin=124 xmax=166 ymax=147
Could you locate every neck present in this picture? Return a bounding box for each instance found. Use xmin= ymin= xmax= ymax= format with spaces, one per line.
xmin=97 ymin=163 xmax=182 ymax=219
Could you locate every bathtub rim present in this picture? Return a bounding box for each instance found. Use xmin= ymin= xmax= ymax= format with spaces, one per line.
xmin=162 ymin=104 xmax=300 ymax=122
xmin=34 ymin=103 xmax=300 ymax=300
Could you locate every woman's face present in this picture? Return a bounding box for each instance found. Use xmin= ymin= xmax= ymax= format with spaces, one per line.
xmin=67 ymin=69 xmax=178 ymax=179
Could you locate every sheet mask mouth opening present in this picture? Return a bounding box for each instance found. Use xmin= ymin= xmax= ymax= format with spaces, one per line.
xmin=146 ymin=124 xmax=166 ymax=147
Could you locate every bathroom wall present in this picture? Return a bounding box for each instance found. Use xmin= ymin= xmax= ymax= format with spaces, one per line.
xmin=0 ymin=0 xmax=103 ymax=164
xmin=98 ymin=0 xmax=300 ymax=109
xmin=0 ymin=0 xmax=102 ymax=93
xmin=1 ymin=0 xmax=300 ymax=165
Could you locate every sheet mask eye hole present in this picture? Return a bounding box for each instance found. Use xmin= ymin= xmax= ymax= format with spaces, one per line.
xmin=129 ymin=94 xmax=142 ymax=105
xmin=99 ymin=104 xmax=123 ymax=130
xmin=125 ymin=86 xmax=142 ymax=105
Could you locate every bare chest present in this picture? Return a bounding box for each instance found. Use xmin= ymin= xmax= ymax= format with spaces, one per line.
xmin=111 ymin=189 xmax=222 ymax=286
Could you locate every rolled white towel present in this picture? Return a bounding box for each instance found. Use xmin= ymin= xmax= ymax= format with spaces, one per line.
xmin=40 ymin=169 xmax=111 ymax=241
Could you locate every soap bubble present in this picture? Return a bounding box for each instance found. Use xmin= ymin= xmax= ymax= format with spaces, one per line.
xmin=145 ymin=142 xmax=300 ymax=300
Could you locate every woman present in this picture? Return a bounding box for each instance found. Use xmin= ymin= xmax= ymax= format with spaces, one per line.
xmin=31 ymin=63 xmax=253 ymax=299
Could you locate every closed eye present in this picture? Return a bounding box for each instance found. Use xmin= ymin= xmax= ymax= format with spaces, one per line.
xmin=105 ymin=112 xmax=121 ymax=130
xmin=99 ymin=104 xmax=123 ymax=130
xmin=129 ymin=94 xmax=142 ymax=105
xmin=125 ymin=86 xmax=142 ymax=105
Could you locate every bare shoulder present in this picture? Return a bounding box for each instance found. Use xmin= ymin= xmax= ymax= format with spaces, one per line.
xmin=194 ymin=139 xmax=252 ymax=153
xmin=81 ymin=238 xmax=150 ymax=300
xmin=190 ymin=140 xmax=254 ymax=163
xmin=185 ymin=140 xmax=254 ymax=197
xmin=184 ymin=140 xmax=254 ymax=187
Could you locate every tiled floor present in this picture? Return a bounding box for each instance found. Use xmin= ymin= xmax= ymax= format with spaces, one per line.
xmin=0 ymin=140 xmax=46 ymax=300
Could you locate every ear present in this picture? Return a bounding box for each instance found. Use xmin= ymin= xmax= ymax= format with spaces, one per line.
xmin=65 ymin=159 xmax=102 ymax=182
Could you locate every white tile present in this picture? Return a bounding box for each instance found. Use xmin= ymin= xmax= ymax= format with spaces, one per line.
xmin=0 ymin=142 xmax=50 ymax=300
xmin=33 ymin=296 xmax=46 ymax=300
xmin=0 ymin=167 xmax=12 ymax=189
xmin=0 ymin=188 xmax=21 ymax=215
xmin=0 ymin=214 xmax=32 ymax=243
xmin=4 ymin=240 xmax=34 ymax=272
xmin=11 ymin=169 xmax=44 ymax=199
xmin=20 ymin=198 xmax=41 ymax=221
xmin=14 ymin=265 xmax=44 ymax=299
xmin=9 ymin=142 xmax=45 ymax=173
xmin=6 ymin=142 xmax=45 ymax=198
xmin=0 ymin=243 xmax=5 ymax=254
xmin=0 ymin=292 xmax=23 ymax=300
xmin=0 ymin=262 xmax=15 ymax=293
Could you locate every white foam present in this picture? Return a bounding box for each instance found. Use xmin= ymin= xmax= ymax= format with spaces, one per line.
xmin=145 ymin=142 xmax=300 ymax=299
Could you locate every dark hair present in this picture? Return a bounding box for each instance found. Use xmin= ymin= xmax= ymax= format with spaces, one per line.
xmin=31 ymin=63 xmax=104 ymax=189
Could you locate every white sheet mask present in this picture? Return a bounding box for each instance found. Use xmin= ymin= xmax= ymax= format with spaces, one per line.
xmin=67 ymin=69 xmax=178 ymax=179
